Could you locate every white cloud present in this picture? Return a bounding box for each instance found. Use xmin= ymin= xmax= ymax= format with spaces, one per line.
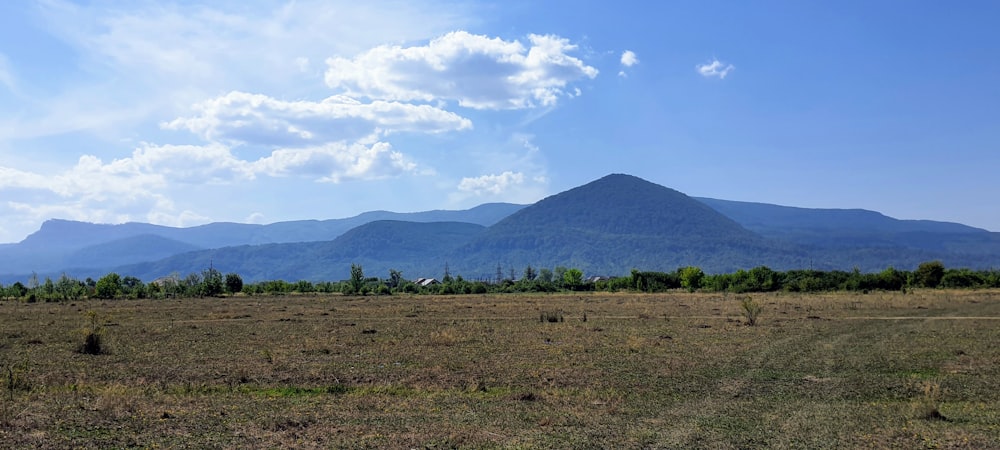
xmin=696 ymin=58 xmax=735 ymax=79
xmin=17 ymin=0 xmax=472 ymax=141
xmin=325 ymin=31 xmax=598 ymax=110
xmin=163 ymin=91 xmax=472 ymax=146
xmin=251 ymin=140 xmax=419 ymax=183
xmin=618 ymin=49 xmax=639 ymax=77
xmin=0 ymin=137 xmax=425 ymax=241
xmin=38 ymin=0 xmax=470 ymax=90
xmin=129 ymin=143 xmax=254 ymax=183
xmin=457 ymin=171 xmax=526 ymax=195
xmin=620 ymin=50 xmax=639 ymax=67
xmin=245 ymin=212 xmax=266 ymax=224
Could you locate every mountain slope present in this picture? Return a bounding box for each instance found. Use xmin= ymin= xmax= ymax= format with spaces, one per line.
xmin=64 ymin=235 xmax=203 ymax=269
xmin=113 ymin=221 xmax=485 ymax=282
xmin=696 ymin=197 xmax=1000 ymax=258
xmin=0 ymin=203 xmax=524 ymax=275
xmin=7 ymin=174 xmax=1000 ymax=284
xmin=450 ymin=174 xmax=806 ymax=275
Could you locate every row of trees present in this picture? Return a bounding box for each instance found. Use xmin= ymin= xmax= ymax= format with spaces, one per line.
xmin=2 ymin=261 xmax=996 ymax=301
xmin=239 ymin=261 xmax=1000 ymax=296
xmin=622 ymin=261 xmax=998 ymax=293
xmin=0 ymin=268 xmax=245 ymax=301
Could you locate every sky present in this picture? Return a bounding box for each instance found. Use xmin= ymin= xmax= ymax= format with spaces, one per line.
xmin=1 ymin=0 xmax=999 ymax=243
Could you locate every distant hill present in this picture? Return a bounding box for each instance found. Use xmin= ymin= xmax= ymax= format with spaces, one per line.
xmin=4 ymin=174 xmax=1000 ymax=284
xmin=112 ymin=221 xmax=485 ymax=282
xmin=0 ymin=203 xmax=524 ymax=276
xmin=64 ymin=235 xmax=203 ymax=270
xmin=696 ymin=197 xmax=1000 ymax=266
xmin=696 ymin=197 xmax=984 ymax=235
xmin=450 ymin=174 xmax=808 ymax=276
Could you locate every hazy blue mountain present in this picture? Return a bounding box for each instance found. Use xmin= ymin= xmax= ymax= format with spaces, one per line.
xmin=696 ymin=197 xmax=983 ymax=235
xmin=111 ymin=221 xmax=485 ymax=282
xmin=696 ymin=197 xmax=1000 ymax=258
xmin=0 ymin=203 xmax=524 ymax=276
xmin=448 ymin=174 xmax=809 ymax=276
xmin=6 ymin=174 xmax=1000 ymax=284
xmin=64 ymin=235 xmax=204 ymax=270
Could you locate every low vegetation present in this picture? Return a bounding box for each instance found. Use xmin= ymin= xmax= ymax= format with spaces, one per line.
xmin=1 ymin=290 xmax=998 ymax=448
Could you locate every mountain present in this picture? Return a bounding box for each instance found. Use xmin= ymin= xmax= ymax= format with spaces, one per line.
xmin=5 ymin=173 xmax=1000 ymax=284
xmin=112 ymin=221 xmax=485 ymax=282
xmin=696 ymin=197 xmax=984 ymax=236
xmin=0 ymin=203 xmax=525 ymax=276
xmin=696 ymin=197 xmax=1000 ymax=265
xmin=64 ymin=235 xmax=203 ymax=269
xmin=449 ymin=174 xmax=807 ymax=276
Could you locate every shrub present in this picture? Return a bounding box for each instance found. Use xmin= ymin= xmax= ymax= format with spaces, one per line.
xmin=540 ymin=311 xmax=563 ymax=323
xmin=78 ymin=310 xmax=107 ymax=355
xmin=740 ymin=295 xmax=762 ymax=326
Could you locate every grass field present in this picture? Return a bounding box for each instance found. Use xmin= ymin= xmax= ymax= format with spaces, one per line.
xmin=2 ymin=290 xmax=999 ymax=448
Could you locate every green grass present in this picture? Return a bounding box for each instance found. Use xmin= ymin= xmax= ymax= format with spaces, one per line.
xmin=1 ymin=290 xmax=999 ymax=448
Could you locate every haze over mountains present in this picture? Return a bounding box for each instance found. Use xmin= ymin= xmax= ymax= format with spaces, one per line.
xmin=2 ymin=174 xmax=997 ymax=283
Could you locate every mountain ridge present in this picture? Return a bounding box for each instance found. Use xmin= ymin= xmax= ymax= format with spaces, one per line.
xmin=2 ymin=174 xmax=998 ymax=283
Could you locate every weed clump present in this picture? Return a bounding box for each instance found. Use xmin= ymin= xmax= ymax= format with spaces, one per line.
xmin=740 ymin=296 xmax=762 ymax=326
xmin=539 ymin=311 xmax=563 ymax=323
xmin=914 ymin=380 xmax=949 ymax=421
xmin=77 ymin=310 xmax=107 ymax=355
xmin=3 ymin=357 xmax=31 ymax=401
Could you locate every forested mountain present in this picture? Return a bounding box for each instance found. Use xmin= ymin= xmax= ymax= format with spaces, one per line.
xmin=0 ymin=203 xmax=524 ymax=275
xmin=450 ymin=174 xmax=808 ymax=276
xmin=103 ymin=221 xmax=485 ymax=282
xmin=3 ymin=174 xmax=999 ymax=284
xmin=696 ymin=197 xmax=1000 ymax=268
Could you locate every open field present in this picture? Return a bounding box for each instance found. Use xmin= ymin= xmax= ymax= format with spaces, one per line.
xmin=2 ymin=290 xmax=999 ymax=448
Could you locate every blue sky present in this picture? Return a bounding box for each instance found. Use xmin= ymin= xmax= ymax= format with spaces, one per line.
xmin=1 ymin=1 xmax=998 ymax=243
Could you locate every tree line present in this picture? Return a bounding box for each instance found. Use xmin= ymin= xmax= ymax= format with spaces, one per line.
xmin=1 ymin=260 xmax=996 ymax=301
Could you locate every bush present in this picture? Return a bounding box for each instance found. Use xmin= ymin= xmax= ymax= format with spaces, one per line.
xmin=539 ymin=311 xmax=563 ymax=323
xmin=78 ymin=311 xmax=107 ymax=355
xmin=740 ymin=296 xmax=762 ymax=326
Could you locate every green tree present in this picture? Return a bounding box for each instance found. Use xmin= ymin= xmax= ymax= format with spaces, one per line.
xmin=9 ymin=282 xmax=27 ymax=299
xmin=201 ymin=268 xmax=224 ymax=297
xmin=94 ymin=273 xmax=123 ymax=299
xmin=914 ymin=261 xmax=945 ymax=288
xmin=225 ymin=273 xmax=244 ymax=295
xmin=347 ymin=263 xmax=365 ymax=295
xmin=388 ymin=269 xmax=403 ymax=289
xmin=56 ymin=274 xmax=83 ymax=301
xmin=183 ymin=273 xmax=203 ymax=297
xmin=538 ymin=268 xmax=553 ymax=283
xmin=122 ymin=276 xmax=146 ymax=299
xmin=563 ymin=268 xmax=584 ymax=289
xmin=679 ymin=266 xmax=705 ymax=292
xmin=41 ymin=277 xmax=56 ymax=300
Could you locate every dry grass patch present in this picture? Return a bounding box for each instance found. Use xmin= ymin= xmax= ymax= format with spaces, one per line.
xmin=1 ymin=291 xmax=999 ymax=448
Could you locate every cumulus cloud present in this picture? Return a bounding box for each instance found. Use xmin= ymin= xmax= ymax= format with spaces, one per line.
xmin=0 ymin=139 xmax=419 ymax=212
xmin=618 ymin=50 xmax=639 ymax=77
xmin=696 ymin=58 xmax=735 ymax=79
xmin=16 ymin=0 xmax=472 ymax=142
xmin=620 ymin=50 xmax=639 ymax=67
xmin=0 ymin=136 xmax=430 ymax=241
xmin=325 ymin=31 xmax=598 ymax=109
xmin=457 ymin=171 xmax=526 ymax=195
xmin=163 ymin=91 xmax=472 ymax=145
xmin=251 ymin=140 xmax=418 ymax=183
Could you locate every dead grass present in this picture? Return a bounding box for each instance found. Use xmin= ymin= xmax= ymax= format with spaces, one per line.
xmin=0 ymin=290 xmax=999 ymax=448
